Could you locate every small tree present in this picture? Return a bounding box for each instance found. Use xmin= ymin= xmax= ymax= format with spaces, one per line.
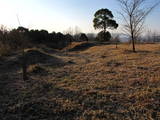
xmin=93 ymin=8 xmax=118 ymax=41
xmin=17 ymin=26 xmax=29 ymax=81
xmin=112 ymin=35 xmax=120 ymax=48
xmin=73 ymin=26 xmax=81 ymax=41
xmin=117 ymin=0 xmax=159 ymax=52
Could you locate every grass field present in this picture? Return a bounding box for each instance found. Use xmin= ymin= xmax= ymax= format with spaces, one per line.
xmin=0 ymin=43 xmax=160 ymax=120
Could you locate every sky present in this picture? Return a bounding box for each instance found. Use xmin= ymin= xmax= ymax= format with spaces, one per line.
xmin=0 ymin=0 xmax=160 ymax=34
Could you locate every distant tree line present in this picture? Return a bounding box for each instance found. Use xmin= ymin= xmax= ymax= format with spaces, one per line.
xmin=17 ymin=26 xmax=75 ymax=49
xmin=0 ymin=26 xmax=91 ymax=56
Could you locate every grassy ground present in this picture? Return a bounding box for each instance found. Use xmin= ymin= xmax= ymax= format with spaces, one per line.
xmin=0 ymin=43 xmax=160 ymax=120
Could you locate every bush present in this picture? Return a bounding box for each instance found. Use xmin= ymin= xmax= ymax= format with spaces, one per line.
xmin=79 ymin=33 xmax=88 ymax=42
xmin=96 ymin=31 xmax=111 ymax=42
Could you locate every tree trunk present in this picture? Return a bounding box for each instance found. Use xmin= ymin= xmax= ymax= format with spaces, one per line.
xmin=103 ymin=23 xmax=106 ymax=41
xmin=131 ymin=35 xmax=136 ymax=52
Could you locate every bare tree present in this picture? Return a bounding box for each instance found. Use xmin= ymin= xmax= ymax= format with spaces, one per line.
xmin=63 ymin=26 xmax=81 ymax=41
xmin=63 ymin=27 xmax=74 ymax=35
xmin=146 ymin=30 xmax=160 ymax=43
xmin=117 ymin=0 xmax=159 ymax=52
xmin=73 ymin=26 xmax=81 ymax=41
xmin=16 ymin=15 xmax=29 ymax=81
xmin=112 ymin=35 xmax=120 ymax=48
xmin=16 ymin=27 xmax=29 ymax=81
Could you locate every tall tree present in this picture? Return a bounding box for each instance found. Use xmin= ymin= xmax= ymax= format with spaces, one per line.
xmin=117 ymin=0 xmax=159 ymax=52
xmin=93 ymin=8 xmax=118 ymax=41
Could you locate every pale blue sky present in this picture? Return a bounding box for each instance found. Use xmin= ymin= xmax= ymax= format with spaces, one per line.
xmin=0 ymin=0 xmax=159 ymax=33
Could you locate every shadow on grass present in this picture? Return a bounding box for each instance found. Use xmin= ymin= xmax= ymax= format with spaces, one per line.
xmin=2 ymin=79 xmax=83 ymax=120
xmin=69 ymin=42 xmax=96 ymax=52
xmin=123 ymin=49 xmax=152 ymax=54
xmin=68 ymin=42 xmax=116 ymax=52
xmin=1 ymin=76 xmax=160 ymax=119
xmin=5 ymin=98 xmax=82 ymax=120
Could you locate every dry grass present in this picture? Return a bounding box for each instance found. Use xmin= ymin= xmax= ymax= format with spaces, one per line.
xmin=0 ymin=43 xmax=160 ymax=119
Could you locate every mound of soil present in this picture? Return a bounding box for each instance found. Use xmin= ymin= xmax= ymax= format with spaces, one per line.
xmin=69 ymin=42 xmax=95 ymax=51
xmin=24 ymin=50 xmax=52 ymax=64
xmin=0 ymin=49 xmax=65 ymax=73
xmin=21 ymin=50 xmax=64 ymax=66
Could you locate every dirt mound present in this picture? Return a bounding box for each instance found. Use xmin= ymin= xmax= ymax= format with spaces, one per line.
xmin=63 ymin=42 xmax=85 ymax=50
xmin=69 ymin=42 xmax=95 ymax=51
xmin=0 ymin=49 xmax=65 ymax=73
xmin=22 ymin=50 xmax=64 ymax=66
xmin=24 ymin=50 xmax=52 ymax=64
xmin=37 ymin=45 xmax=58 ymax=54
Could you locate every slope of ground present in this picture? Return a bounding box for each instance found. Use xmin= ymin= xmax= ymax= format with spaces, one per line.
xmin=0 ymin=43 xmax=160 ymax=120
